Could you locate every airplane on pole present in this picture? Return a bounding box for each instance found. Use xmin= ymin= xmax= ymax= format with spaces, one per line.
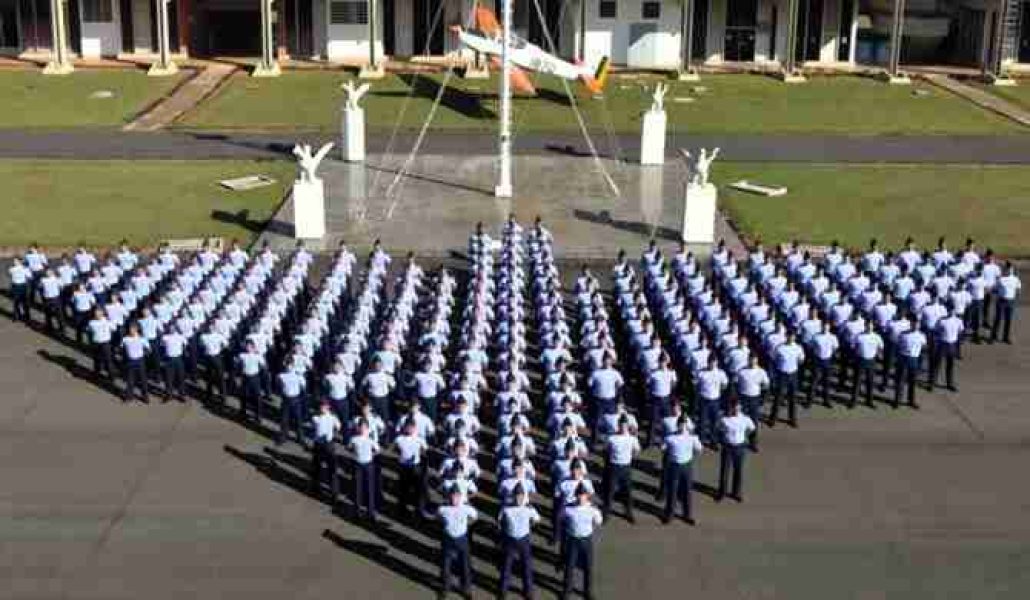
xmin=451 ymin=6 xmax=611 ymax=96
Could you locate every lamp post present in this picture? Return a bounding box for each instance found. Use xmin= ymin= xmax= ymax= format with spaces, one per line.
xmin=148 ymin=0 xmax=179 ymax=76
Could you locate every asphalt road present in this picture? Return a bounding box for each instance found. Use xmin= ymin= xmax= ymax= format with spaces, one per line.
xmin=1 ymin=270 xmax=1028 ymax=600
xmin=4 ymin=130 xmax=1030 ymax=163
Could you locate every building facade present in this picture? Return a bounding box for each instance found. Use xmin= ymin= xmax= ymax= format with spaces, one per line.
xmin=3 ymin=0 xmax=1029 ymax=72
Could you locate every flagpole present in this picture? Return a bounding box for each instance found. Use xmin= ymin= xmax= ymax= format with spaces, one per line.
xmin=494 ymin=0 xmax=514 ymax=198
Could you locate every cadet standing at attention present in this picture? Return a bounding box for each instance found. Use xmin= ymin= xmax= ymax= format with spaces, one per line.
xmin=660 ymin=415 xmax=703 ymax=525
xmin=437 ymin=486 xmax=477 ymax=598
xmin=498 ymin=483 xmax=540 ymax=598
xmin=717 ymin=399 xmax=755 ymax=502
xmin=310 ymin=401 xmax=342 ymax=505
xmin=560 ymin=484 xmax=603 ymax=600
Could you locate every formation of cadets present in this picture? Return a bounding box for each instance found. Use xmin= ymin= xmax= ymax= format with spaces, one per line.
xmin=6 ymin=228 xmax=1024 ymax=600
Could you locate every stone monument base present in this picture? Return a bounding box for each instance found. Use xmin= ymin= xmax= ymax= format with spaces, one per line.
xmin=341 ymin=107 xmax=366 ymax=163
xmin=293 ymin=179 xmax=326 ymax=239
xmin=682 ymin=183 xmax=717 ymax=244
xmin=883 ymin=71 xmax=911 ymax=85
xmin=640 ymin=110 xmax=667 ymax=166
xmin=252 ymin=62 xmax=282 ymax=78
xmin=677 ymin=68 xmax=700 ymax=82
xmin=42 ymin=61 xmax=74 ymax=75
xmin=781 ymin=71 xmax=807 ymax=83
xmin=988 ymin=74 xmax=1018 ymax=87
xmin=147 ymin=61 xmax=179 ymax=77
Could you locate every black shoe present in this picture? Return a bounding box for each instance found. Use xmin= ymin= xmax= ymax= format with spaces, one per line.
xmin=684 ymin=517 xmax=697 ymax=526
xmin=661 ymin=515 xmax=672 ymax=525
xmin=789 ymin=420 xmax=798 ymax=428
xmin=947 ymin=385 xmax=957 ymax=392
xmin=626 ymin=514 xmax=636 ymax=524
xmin=749 ymin=444 xmax=759 ymax=453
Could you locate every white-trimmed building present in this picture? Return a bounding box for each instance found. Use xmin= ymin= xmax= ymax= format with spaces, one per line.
xmin=5 ymin=0 xmax=1029 ymax=76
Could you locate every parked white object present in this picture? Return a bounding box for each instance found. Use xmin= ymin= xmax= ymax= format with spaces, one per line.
xmin=729 ymin=180 xmax=788 ymax=197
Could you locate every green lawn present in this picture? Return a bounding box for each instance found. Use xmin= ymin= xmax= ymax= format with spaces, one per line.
xmin=1 ymin=160 xmax=295 ymax=247
xmin=0 ymin=69 xmax=186 ymax=128
xmin=717 ymin=163 xmax=1030 ymax=257
xmin=177 ymin=71 xmax=1020 ymax=135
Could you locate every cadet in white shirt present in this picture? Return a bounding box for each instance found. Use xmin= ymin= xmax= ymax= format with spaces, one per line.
xmin=310 ymin=401 xmax=342 ymax=503
xmin=9 ymin=257 xmax=32 ymax=322
xmin=717 ymin=400 xmax=755 ymax=502
xmin=806 ymin=322 xmax=839 ymax=408
xmin=734 ymin=355 xmax=770 ymax=450
xmin=160 ymin=325 xmax=188 ymax=401
xmin=120 ymin=323 xmax=151 ymax=403
xmin=349 ymin=418 xmax=381 ymax=522
xmin=237 ymin=340 xmax=267 ymax=421
xmin=661 ymin=415 xmax=704 ymax=524
xmin=561 ymin=484 xmax=603 ymax=600
xmin=894 ymin=319 xmax=927 ymax=408
xmin=277 ymin=365 xmax=308 ymax=446
xmin=644 ymin=355 xmax=678 ymax=448
xmin=437 ymin=487 xmax=477 ymax=596
xmin=498 ymin=484 xmax=540 ymax=598
xmin=932 ymin=309 xmax=964 ymax=391
xmin=88 ymin=307 xmax=117 ymax=380
xmin=770 ymin=333 xmax=805 ymax=428
xmin=38 ymin=268 xmax=64 ymax=334
xmin=393 ymin=418 xmax=429 ymax=518
xmin=991 ymin=262 xmax=1021 ymax=344
xmin=603 ymin=416 xmax=641 ymax=523
xmin=851 ymin=323 xmax=883 ymax=408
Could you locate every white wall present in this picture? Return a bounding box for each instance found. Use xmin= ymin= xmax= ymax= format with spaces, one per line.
xmin=326 ymin=1 xmax=384 ymax=62
xmin=579 ymin=0 xmax=682 ymax=69
xmin=80 ymin=0 xmax=122 ymax=58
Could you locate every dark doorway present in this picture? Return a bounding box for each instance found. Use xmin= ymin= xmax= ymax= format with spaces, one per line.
xmin=837 ymin=0 xmax=853 ymax=61
xmin=794 ymin=0 xmax=823 ymax=63
xmin=206 ymin=10 xmax=260 ymax=55
xmin=1019 ymin=2 xmax=1030 ymax=62
xmin=67 ymin=0 xmax=81 ymax=54
xmin=725 ymin=0 xmax=757 ymax=61
xmin=528 ymin=0 xmax=562 ymax=50
xmin=383 ymin=0 xmax=394 ymax=55
xmin=692 ymin=0 xmax=708 ymax=60
xmin=119 ymin=0 xmax=133 ymax=52
xmin=413 ymin=0 xmax=444 ymax=55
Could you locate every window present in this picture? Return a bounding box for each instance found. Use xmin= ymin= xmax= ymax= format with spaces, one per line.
xmin=330 ymin=1 xmax=369 ymax=25
xmin=599 ymin=0 xmax=617 ymax=19
xmin=642 ymin=1 xmax=660 ymax=19
xmin=81 ymin=0 xmax=113 ymax=22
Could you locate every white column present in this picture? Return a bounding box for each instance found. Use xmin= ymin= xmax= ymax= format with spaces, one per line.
xmin=848 ymin=0 xmax=858 ymax=64
xmin=359 ymin=0 xmax=385 ymax=77
xmin=148 ymin=0 xmax=178 ymax=75
xmin=43 ymin=0 xmax=74 ymax=74
xmin=254 ymin=0 xmax=281 ymax=76
xmin=886 ymin=0 xmax=910 ymax=83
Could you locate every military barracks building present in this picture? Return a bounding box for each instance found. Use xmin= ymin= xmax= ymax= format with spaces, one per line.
xmin=2 ymin=0 xmax=1029 ymax=73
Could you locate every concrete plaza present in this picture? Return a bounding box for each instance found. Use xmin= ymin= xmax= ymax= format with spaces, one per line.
xmin=1 ymin=275 xmax=1028 ymax=599
xmin=257 ymin=154 xmax=743 ymax=257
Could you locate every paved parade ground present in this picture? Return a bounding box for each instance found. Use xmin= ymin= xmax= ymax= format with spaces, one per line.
xmin=1 ymin=267 xmax=1028 ymax=600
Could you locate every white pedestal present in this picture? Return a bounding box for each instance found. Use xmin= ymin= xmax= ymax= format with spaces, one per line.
xmin=341 ymin=107 xmax=366 ymax=163
xmin=682 ymin=183 xmax=717 ymax=244
xmin=359 ymin=64 xmax=386 ymax=79
xmin=292 ymin=178 xmax=326 ymax=239
xmin=252 ymin=62 xmax=281 ymax=78
xmin=640 ymin=110 xmax=667 ymax=166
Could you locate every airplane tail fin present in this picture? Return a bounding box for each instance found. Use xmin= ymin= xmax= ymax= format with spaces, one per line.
xmin=579 ymin=56 xmax=611 ymax=94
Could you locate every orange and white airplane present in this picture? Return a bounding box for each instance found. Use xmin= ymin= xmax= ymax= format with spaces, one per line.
xmin=451 ymin=6 xmax=610 ymax=95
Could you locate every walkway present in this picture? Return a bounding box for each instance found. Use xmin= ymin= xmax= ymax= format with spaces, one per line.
xmin=923 ymin=73 xmax=1030 ymax=128
xmin=123 ymin=64 xmax=237 ymax=132
xmin=3 ymin=130 xmax=1030 ymax=163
